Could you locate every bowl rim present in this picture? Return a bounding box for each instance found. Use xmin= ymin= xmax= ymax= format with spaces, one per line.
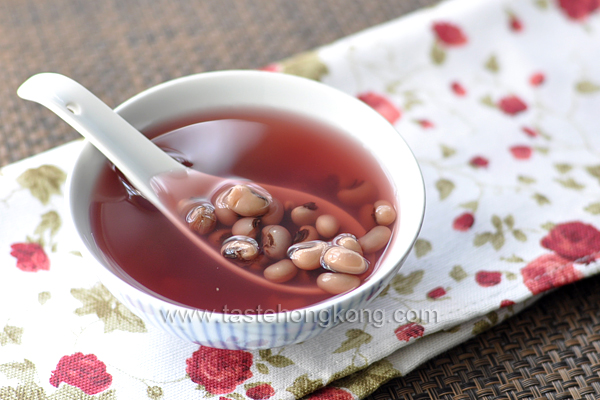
xmin=67 ymin=69 xmax=426 ymax=324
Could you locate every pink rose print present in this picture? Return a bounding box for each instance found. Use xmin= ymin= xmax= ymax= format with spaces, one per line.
xmin=521 ymin=253 xmax=583 ymax=295
xmin=260 ymin=63 xmax=282 ymax=72
xmin=451 ymin=81 xmax=467 ymax=96
xmin=394 ymin=322 xmax=425 ymax=342
xmin=470 ymin=156 xmax=489 ymax=168
xmin=246 ymin=383 xmax=276 ymax=400
xmin=432 ymin=22 xmax=468 ymax=46
xmin=522 ymin=127 xmax=538 ymax=137
xmin=476 ymin=271 xmax=502 ymax=287
xmin=509 ymin=14 xmax=523 ymax=32
xmin=557 ymin=0 xmax=600 ymax=21
xmin=498 ymin=95 xmax=528 ymax=115
xmin=510 ymin=145 xmax=533 ymax=160
xmin=416 ymin=119 xmax=435 ymax=129
xmin=50 ymin=353 xmax=112 ymax=395
xmin=357 ymin=92 xmax=401 ymax=124
xmin=186 ymin=346 xmax=253 ymax=394
xmin=530 ymin=72 xmax=545 ymax=86
xmin=500 ymin=300 xmax=515 ymax=308
xmin=427 ymin=287 xmax=447 ymax=299
xmin=10 ymin=242 xmax=50 ymax=272
xmin=453 ymin=212 xmax=475 ymax=231
xmin=541 ymin=222 xmax=600 ymax=261
xmin=308 ymin=387 xmax=353 ymax=400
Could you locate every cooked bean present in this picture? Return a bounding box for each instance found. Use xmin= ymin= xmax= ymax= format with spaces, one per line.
xmin=208 ymin=228 xmax=233 ymax=246
xmin=332 ymin=233 xmax=363 ymax=255
xmin=317 ymin=273 xmax=361 ymax=294
xmin=262 ymin=225 xmax=292 ymax=260
xmin=337 ymin=180 xmax=377 ymax=206
xmin=315 ymin=214 xmax=340 ymax=238
xmin=232 ymin=217 xmax=261 ymax=238
xmin=261 ymin=198 xmax=284 ymax=225
xmin=293 ymin=225 xmax=319 ymax=244
xmin=374 ymin=200 xmax=396 ymax=226
xmin=220 ymin=236 xmax=260 ymax=262
xmin=222 ymin=184 xmax=271 ymax=217
xmin=287 ymin=240 xmax=328 ymax=270
xmin=186 ymin=203 xmax=217 ymax=235
xmin=264 ymin=259 xmax=298 ymax=283
xmin=291 ymin=202 xmax=319 ymax=226
xmin=358 ymin=203 xmax=377 ymax=230
xmin=214 ymin=203 xmax=239 ymax=226
xmin=358 ymin=226 xmax=392 ymax=254
xmin=321 ymin=246 xmax=369 ymax=275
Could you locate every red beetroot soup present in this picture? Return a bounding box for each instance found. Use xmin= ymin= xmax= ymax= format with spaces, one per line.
xmin=89 ymin=108 xmax=396 ymax=313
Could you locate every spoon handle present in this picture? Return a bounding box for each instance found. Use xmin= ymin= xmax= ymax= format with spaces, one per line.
xmin=17 ymin=73 xmax=185 ymax=199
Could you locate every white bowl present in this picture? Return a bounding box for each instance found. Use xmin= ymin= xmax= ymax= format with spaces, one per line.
xmin=67 ymin=70 xmax=425 ymax=349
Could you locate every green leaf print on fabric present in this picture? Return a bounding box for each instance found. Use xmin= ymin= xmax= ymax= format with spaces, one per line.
xmin=16 ymin=165 xmax=66 ymax=205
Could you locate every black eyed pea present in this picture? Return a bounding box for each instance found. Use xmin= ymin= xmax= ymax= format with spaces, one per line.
xmin=290 ymin=202 xmax=319 ymax=226
xmin=332 ymin=233 xmax=363 ymax=255
xmin=317 ymin=272 xmax=361 ymax=294
xmin=186 ymin=203 xmax=217 ymax=235
xmin=261 ymin=225 xmax=292 ymax=260
xmin=292 ymin=225 xmax=319 ymax=244
xmin=358 ymin=203 xmax=377 ymax=231
xmin=358 ymin=226 xmax=392 ymax=254
xmin=337 ymin=180 xmax=377 ymax=206
xmin=373 ymin=200 xmax=396 ymax=226
xmin=222 ymin=184 xmax=271 ymax=217
xmin=321 ymin=246 xmax=369 ymax=275
xmin=263 ymin=259 xmax=298 ymax=283
xmin=220 ymin=236 xmax=260 ymax=262
xmin=261 ymin=198 xmax=284 ymax=225
xmin=315 ymin=214 xmax=340 ymax=238
xmin=232 ymin=217 xmax=261 ymax=238
xmin=208 ymin=228 xmax=233 ymax=246
xmin=287 ymin=240 xmax=328 ymax=270
xmin=214 ymin=201 xmax=239 ymax=226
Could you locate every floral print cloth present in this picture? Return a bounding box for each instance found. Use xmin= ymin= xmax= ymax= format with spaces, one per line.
xmin=2 ymin=0 xmax=600 ymax=398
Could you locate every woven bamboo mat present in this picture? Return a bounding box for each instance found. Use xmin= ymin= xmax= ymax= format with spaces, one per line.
xmin=4 ymin=1 xmax=597 ymax=399
xmin=0 ymin=0 xmax=433 ymax=166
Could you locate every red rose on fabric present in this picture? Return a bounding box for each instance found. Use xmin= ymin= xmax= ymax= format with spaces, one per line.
xmin=557 ymin=0 xmax=600 ymax=20
xmin=510 ymin=145 xmax=533 ymax=160
xmin=453 ymin=212 xmax=475 ymax=231
xmin=500 ymin=300 xmax=515 ymax=308
xmin=432 ymin=22 xmax=468 ymax=46
xmin=394 ymin=322 xmax=425 ymax=342
xmin=49 ymin=353 xmax=112 ymax=395
xmin=357 ymin=92 xmax=401 ymax=124
xmin=521 ymin=253 xmax=583 ymax=295
xmin=451 ymin=81 xmax=467 ymax=96
xmin=10 ymin=242 xmax=50 ymax=272
xmin=246 ymin=383 xmax=276 ymax=400
xmin=308 ymin=387 xmax=353 ymax=400
xmin=260 ymin=63 xmax=282 ymax=72
xmin=509 ymin=15 xmax=523 ymax=32
xmin=186 ymin=346 xmax=253 ymax=394
xmin=522 ymin=127 xmax=538 ymax=137
xmin=529 ymin=72 xmax=545 ymax=86
xmin=541 ymin=222 xmax=600 ymax=261
xmin=498 ymin=96 xmax=528 ymax=115
xmin=475 ymin=271 xmax=502 ymax=287
xmin=427 ymin=287 xmax=447 ymax=299
xmin=416 ymin=119 xmax=434 ymax=129
xmin=470 ymin=156 xmax=489 ymax=168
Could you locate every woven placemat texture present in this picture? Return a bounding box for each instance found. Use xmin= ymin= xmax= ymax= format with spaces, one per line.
xmin=367 ymin=275 xmax=600 ymax=400
xmin=0 ymin=0 xmax=434 ymax=166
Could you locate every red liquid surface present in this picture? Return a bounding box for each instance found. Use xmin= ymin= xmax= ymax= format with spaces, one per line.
xmin=90 ymin=108 xmax=396 ymax=312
